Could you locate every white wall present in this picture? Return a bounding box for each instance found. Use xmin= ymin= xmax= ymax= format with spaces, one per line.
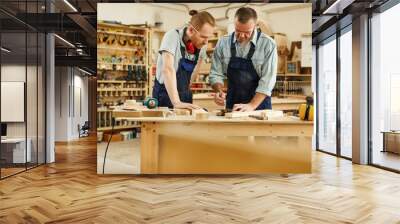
xmin=263 ymin=4 xmax=312 ymax=46
xmin=54 ymin=67 xmax=89 ymax=141
xmin=1 ymin=65 xmax=34 ymax=138
xmin=1 ymin=64 xmax=46 ymax=164
xmin=98 ymin=3 xmax=189 ymax=31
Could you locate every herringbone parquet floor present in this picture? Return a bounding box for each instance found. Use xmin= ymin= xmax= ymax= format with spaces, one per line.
xmin=1 ymin=136 xmax=400 ymax=224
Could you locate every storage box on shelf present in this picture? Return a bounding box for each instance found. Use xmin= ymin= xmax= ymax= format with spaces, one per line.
xmin=97 ymin=22 xmax=150 ymax=132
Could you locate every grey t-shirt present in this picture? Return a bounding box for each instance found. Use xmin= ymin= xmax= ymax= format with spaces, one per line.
xmin=156 ymin=26 xmax=207 ymax=84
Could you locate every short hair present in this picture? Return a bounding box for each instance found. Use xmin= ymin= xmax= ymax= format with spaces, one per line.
xmin=235 ymin=7 xmax=258 ymax=23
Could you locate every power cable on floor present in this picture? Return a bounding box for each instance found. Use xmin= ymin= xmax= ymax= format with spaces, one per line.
xmin=102 ymin=117 xmax=115 ymax=174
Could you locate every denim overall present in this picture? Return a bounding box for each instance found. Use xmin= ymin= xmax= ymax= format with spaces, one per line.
xmin=226 ymin=29 xmax=272 ymax=110
xmin=153 ymin=29 xmax=199 ymax=108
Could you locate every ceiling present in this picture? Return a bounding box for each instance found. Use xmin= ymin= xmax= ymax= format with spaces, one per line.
xmin=311 ymin=0 xmax=390 ymax=43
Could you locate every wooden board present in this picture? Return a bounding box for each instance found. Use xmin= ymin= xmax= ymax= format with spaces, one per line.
xmin=113 ymin=109 xmax=169 ymax=118
xmin=225 ymin=110 xmax=284 ymax=119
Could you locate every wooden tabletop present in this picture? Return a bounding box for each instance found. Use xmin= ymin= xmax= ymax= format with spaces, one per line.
xmin=114 ymin=114 xmax=313 ymax=125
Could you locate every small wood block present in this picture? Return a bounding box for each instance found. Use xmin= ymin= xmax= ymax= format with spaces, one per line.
xmin=225 ymin=110 xmax=284 ymax=119
xmin=195 ymin=112 xmax=209 ymax=120
xmin=173 ymin=109 xmax=191 ymax=116
xmin=192 ymin=109 xmax=209 ymax=120
xmin=225 ymin=110 xmax=266 ymax=119
xmin=122 ymin=105 xmax=147 ymax=111
xmin=191 ymin=108 xmax=208 ymax=115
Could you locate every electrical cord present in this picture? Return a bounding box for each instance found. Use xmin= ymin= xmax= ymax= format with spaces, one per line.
xmin=102 ymin=117 xmax=115 ymax=174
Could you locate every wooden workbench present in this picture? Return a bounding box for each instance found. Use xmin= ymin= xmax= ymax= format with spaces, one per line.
xmin=114 ymin=111 xmax=313 ymax=174
xmin=271 ymin=97 xmax=307 ymax=111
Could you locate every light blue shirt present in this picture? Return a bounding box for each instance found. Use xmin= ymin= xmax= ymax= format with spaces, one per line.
xmin=156 ymin=26 xmax=207 ymax=84
xmin=209 ymin=29 xmax=277 ymax=96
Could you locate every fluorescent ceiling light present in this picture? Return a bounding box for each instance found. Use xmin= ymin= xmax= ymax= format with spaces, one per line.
xmin=54 ymin=34 xmax=75 ymax=48
xmin=1 ymin=47 xmax=11 ymax=53
xmin=78 ymin=67 xmax=93 ymax=76
xmin=63 ymin=0 xmax=78 ymax=12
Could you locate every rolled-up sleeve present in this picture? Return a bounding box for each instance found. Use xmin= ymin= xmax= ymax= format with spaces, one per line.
xmin=158 ymin=30 xmax=178 ymax=56
xmin=209 ymin=39 xmax=226 ymax=85
xmin=256 ymin=42 xmax=277 ymax=96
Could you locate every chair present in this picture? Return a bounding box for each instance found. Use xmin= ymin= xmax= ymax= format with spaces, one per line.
xmin=79 ymin=121 xmax=90 ymax=138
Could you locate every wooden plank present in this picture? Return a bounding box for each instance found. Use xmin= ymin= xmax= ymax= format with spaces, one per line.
xmin=225 ymin=110 xmax=284 ymax=119
xmin=141 ymin=110 xmax=167 ymax=117
xmin=113 ymin=110 xmax=143 ymax=118
xmin=113 ymin=109 xmax=170 ymax=118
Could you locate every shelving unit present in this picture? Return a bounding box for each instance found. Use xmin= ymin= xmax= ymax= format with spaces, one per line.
xmin=97 ymin=109 xmax=140 ymax=131
xmin=270 ymin=31 xmax=312 ymax=99
xmin=273 ymin=73 xmax=312 ymax=97
xmin=148 ymin=28 xmax=166 ymax=97
xmin=97 ymin=22 xmax=150 ymax=131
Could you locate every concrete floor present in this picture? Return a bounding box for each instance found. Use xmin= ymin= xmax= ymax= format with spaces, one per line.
xmin=97 ymin=139 xmax=140 ymax=174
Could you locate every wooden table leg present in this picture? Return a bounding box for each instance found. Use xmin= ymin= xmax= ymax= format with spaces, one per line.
xmin=140 ymin=122 xmax=159 ymax=174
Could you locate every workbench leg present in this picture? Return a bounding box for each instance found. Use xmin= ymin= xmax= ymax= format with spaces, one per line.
xmin=298 ymin=136 xmax=312 ymax=173
xmin=140 ymin=123 xmax=159 ymax=174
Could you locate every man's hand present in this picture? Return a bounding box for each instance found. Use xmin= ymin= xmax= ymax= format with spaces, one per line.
xmin=173 ymin=101 xmax=202 ymax=110
xmin=233 ymin=103 xmax=256 ymax=112
xmin=214 ymin=91 xmax=226 ymax=106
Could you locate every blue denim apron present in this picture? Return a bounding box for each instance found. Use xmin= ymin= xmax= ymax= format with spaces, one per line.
xmin=152 ymin=29 xmax=199 ymax=108
xmin=226 ymin=29 xmax=272 ymax=110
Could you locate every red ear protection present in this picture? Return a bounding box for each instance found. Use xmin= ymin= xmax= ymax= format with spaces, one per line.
xmin=186 ymin=40 xmax=196 ymax=54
